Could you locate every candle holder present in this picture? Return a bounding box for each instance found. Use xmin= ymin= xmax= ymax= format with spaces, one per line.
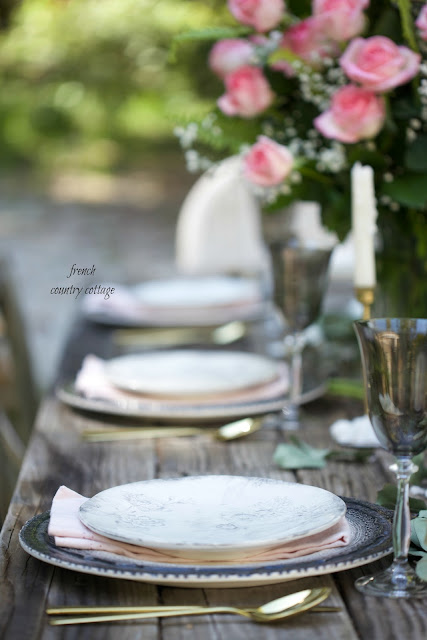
xmin=355 ymin=286 xmax=375 ymax=321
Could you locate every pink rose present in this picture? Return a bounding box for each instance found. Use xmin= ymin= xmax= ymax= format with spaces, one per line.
xmin=243 ymin=136 xmax=294 ymax=186
xmin=416 ymin=5 xmax=427 ymax=41
xmin=280 ymin=16 xmax=338 ymax=65
xmin=314 ymin=84 xmax=385 ymax=143
xmin=217 ymin=66 xmax=274 ymax=118
xmin=228 ymin=0 xmax=285 ymax=33
xmin=209 ymin=39 xmax=254 ymax=78
xmin=312 ymin=0 xmax=369 ymax=42
xmin=340 ymin=36 xmax=420 ymax=93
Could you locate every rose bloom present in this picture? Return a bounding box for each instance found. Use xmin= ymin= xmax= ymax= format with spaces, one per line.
xmin=416 ymin=4 xmax=427 ymax=41
xmin=314 ymin=84 xmax=385 ymax=143
xmin=280 ymin=16 xmax=338 ymax=65
xmin=312 ymin=0 xmax=369 ymax=42
xmin=243 ymin=136 xmax=294 ymax=186
xmin=217 ymin=66 xmax=274 ymax=118
xmin=209 ymin=39 xmax=254 ymax=78
xmin=228 ymin=0 xmax=285 ymax=33
xmin=340 ymin=36 xmax=420 ymax=93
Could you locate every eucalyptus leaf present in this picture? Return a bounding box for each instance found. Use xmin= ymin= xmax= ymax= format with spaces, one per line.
xmin=273 ymin=438 xmax=330 ymax=470
xmin=415 ymin=555 xmax=427 ymax=581
xmin=376 ymin=483 xmax=426 ymax=512
xmin=411 ymin=510 xmax=427 ymax=551
xmin=273 ymin=437 xmax=374 ymax=470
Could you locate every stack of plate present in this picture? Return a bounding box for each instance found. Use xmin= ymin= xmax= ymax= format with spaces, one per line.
xmin=20 ymin=476 xmax=393 ymax=587
xmin=60 ymin=349 xmax=290 ymax=421
xmin=83 ymin=275 xmax=265 ymax=327
xmin=79 ymin=476 xmax=347 ymax=561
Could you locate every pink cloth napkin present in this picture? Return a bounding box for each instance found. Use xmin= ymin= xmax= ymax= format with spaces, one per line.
xmin=74 ymin=354 xmax=289 ymax=406
xmin=48 ymin=486 xmax=351 ymax=565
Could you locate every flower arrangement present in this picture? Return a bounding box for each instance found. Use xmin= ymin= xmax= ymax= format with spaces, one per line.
xmin=174 ymin=0 xmax=427 ymax=271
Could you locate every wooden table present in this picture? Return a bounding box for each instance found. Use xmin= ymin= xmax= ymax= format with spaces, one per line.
xmin=1 ymin=317 xmax=427 ymax=639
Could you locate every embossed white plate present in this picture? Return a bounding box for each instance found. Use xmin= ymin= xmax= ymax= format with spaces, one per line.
xmin=79 ymin=476 xmax=346 ymax=560
xmin=104 ymin=351 xmax=280 ymax=397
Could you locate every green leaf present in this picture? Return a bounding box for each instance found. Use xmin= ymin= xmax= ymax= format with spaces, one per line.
xmin=370 ymin=7 xmax=402 ymax=41
xmin=326 ymin=378 xmax=365 ymax=400
xmin=405 ymin=135 xmax=427 ymax=172
xmin=382 ymin=174 xmax=427 ymax=208
xmin=273 ymin=438 xmax=330 ymax=470
xmin=409 ymin=454 xmax=427 ymax=487
xmin=173 ymin=26 xmax=251 ymax=44
xmin=376 ymin=483 xmax=426 ymax=512
xmin=415 ymin=555 xmax=427 ymax=581
xmin=411 ymin=510 xmax=427 ymax=550
xmin=392 ymin=98 xmax=420 ymax=120
xmin=273 ymin=437 xmax=374 ymax=470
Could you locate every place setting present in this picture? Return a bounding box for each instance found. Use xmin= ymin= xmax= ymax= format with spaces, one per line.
xmin=56 ymin=348 xmax=293 ymax=422
xmin=20 ymin=475 xmax=394 ymax=615
xmin=81 ymin=274 xmax=266 ymax=329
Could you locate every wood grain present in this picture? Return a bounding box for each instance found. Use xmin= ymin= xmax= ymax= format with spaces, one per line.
xmin=0 ymin=320 xmax=426 ymax=639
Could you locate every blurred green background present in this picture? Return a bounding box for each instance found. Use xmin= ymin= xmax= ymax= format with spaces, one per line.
xmin=0 ymin=0 xmax=228 ymax=174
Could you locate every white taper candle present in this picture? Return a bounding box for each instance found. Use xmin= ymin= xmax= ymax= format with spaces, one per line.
xmin=351 ymin=162 xmax=378 ymax=288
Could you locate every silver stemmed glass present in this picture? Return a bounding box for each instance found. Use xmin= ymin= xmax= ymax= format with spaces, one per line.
xmin=269 ymin=241 xmax=333 ymax=429
xmin=354 ymin=318 xmax=427 ymax=598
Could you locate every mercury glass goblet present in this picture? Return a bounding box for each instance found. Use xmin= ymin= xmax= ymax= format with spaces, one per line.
xmin=354 ymin=318 xmax=427 ymax=598
xmin=269 ymin=241 xmax=333 ymax=429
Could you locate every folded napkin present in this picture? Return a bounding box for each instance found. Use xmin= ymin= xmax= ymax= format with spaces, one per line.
xmin=330 ymin=415 xmax=380 ymax=448
xmin=74 ymin=354 xmax=289 ymax=406
xmin=48 ymin=486 xmax=351 ymax=564
xmin=175 ymin=156 xmax=268 ymax=276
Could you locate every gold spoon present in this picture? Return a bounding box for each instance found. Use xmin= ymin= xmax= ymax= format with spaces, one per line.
xmin=48 ymin=587 xmax=332 ymax=626
xmin=82 ymin=416 xmax=265 ymax=443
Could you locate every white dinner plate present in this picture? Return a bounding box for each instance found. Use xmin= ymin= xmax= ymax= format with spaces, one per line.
xmin=79 ymin=476 xmax=346 ymax=560
xmin=133 ymin=276 xmax=260 ymax=309
xmin=104 ymin=350 xmax=280 ymax=397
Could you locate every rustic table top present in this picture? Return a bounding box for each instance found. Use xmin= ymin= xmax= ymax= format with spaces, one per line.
xmin=1 ymin=317 xmax=427 ymax=640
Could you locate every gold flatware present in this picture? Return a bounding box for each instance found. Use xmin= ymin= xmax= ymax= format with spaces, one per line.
xmin=113 ymin=321 xmax=247 ymax=348
xmin=47 ymin=604 xmax=341 ymax=615
xmin=48 ymin=587 xmax=333 ymax=626
xmin=82 ymin=416 xmax=265 ymax=443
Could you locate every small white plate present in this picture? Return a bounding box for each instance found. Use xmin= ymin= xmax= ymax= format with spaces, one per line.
xmin=79 ymin=476 xmax=346 ymax=560
xmin=104 ymin=350 xmax=280 ymax=397
xmin=133 ymin=276 xmax=260 ymax=309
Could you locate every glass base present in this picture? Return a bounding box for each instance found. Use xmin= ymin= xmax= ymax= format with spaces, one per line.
xmin=355 ymin=562 xmax=427 ymax=598
xmin=280 ymin=406 xmax=300 ymax=431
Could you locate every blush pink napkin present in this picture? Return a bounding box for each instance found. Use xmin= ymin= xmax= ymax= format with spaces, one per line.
xmin=74 ymin=354 xmax=289 ymax=406
xmin=48 ymin=486 xmax=351 ymax=564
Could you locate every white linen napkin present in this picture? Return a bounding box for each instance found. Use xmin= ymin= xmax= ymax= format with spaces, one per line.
xmin=48 ymin=486 xmax=351 ymax=564
xmin=74 ymin=354 xmax=289 ymax=406
xmin=175 ymin=157 xmax=269 ymax=276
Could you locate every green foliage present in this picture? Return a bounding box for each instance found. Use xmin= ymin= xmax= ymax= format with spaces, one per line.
xmin=0 ymin=0 xmax=222 ymax=170
xmin=376 ymin=484 xmax=426 ymax=512
xmin=382 ymin=174 xmax=427 ymax=208
xmin=405 ymin=135 xmax=427 ymax=172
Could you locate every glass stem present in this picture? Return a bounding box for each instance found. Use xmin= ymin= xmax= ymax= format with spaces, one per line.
xmin=392 ymin=457 xmax=417 ymax=567
xmin=283 ymin=332 xmax=305 ymax=425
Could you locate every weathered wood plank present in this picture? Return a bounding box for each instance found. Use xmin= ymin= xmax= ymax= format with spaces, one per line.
xmin=1 ymin=316 xmax=427 ymax=640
